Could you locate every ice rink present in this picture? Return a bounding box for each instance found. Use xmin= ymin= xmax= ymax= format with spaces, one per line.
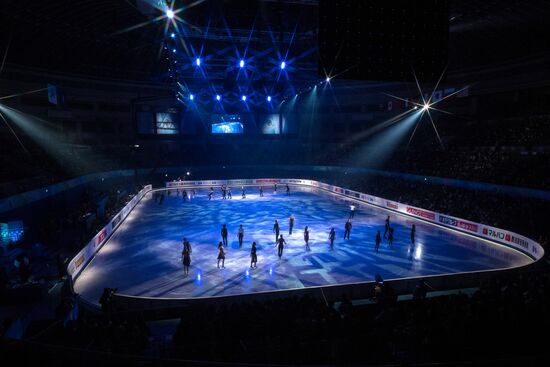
xmin=73 ymin=186 xmax=531 ymax=304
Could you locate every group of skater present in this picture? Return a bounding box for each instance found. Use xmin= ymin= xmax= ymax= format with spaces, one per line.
xmin=180 ymin=207 xmax=418 ymax=274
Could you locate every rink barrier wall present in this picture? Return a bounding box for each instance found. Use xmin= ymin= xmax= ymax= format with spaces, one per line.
xmin=166 ymin=178 xmax=544 ymax=261
xmin=67 ymin=185 xmax=152 ymax=283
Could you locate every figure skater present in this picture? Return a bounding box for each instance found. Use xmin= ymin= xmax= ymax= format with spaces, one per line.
xmin=344 ymin=219 xmax=352 ymax=240
xmin=217 ymin=242 xmax=225 ymax=269
xmin=241 ymin=186 xmax=246 ymax=199
xmin=384 ymin=215 xmax=390 ymax=238
xmin=250 ymin=242 xmax=257 ymax=269
xmin=208 ymin=187 xmax=214 ymax=200
xmin=273 ymin=220 xmax=280 ymax=243
xmin=289 ymin=214 xmax=295 ymax=235
xmin=277 ymin=234 xmax=286 ymax=259
xmin=181 ymin=239 xmax=191 ymax=276
xmin=238 ymin=224 xmax=244 ymax=248
xmin=329 ymin=227 xmax=336 ymax=249
xmin=259 ymin=186 xmax=263 ymax=197
xmin=286 ymin=184 xmax=290 ymax=195
xmin=221 ymin=224 xmax=228 ymax=247
xmin=375 ymin=230 xmax=381 ymax=253
xmin=222 ymin=186 xmax=227 ymax=200
xmin=304 ymin=226 xmax=310 ymax=251
xmin=349 ymin=205 xmax=355 ymax=219
xmin=388 ymin=227 xmax=394 ymax=247
xmin=182 ymin=190 xmax=188 ymax=202
xmin=227 ymin=187 xmax=232 ymax=199
xmin=411 ymin=224 xmax=416 ymax=245
xmin=274 ymin=183 xmax=277 ymax=193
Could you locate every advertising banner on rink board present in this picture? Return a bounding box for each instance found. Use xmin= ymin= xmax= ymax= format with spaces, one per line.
xmin=68 ymin=185 xmax=152 ymax=282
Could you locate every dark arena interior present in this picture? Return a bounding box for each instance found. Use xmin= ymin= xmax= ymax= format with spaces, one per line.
xmin=1 ymin=0 xmax=550 ymax=365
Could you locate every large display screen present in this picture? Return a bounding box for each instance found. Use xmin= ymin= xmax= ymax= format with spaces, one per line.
xmin=260 ymin=114 xmax=280 ymax=134
xmin=156 ymin=112 xmax=179 ymax=135
xmin=211 ymin=115 xmax=244 ymax=134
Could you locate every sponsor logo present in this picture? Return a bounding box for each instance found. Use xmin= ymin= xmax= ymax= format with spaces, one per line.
xmin=287 ymin=179 xmax=302 ymax=183
xmin=386 ymin=201 xmax=399 ymax=210
xmin=510 ymin=235 xmax=529 ymax=249
xmin=74 ymin=254 xmax=85 ymax=270
xmin=439 ymin=215 xmax=478 ymax=232
xmin=256 ymin=179 xmax=280 ymax=184
xmin=111 ymin=214 xmax=122 ymax=229
xmin=406 ymin=207 xmax=435 ymax=220
xmin=482 ymin=227 xmax=506 ymax=241
xmin=95 ymin=229 xmax=107 ymax=247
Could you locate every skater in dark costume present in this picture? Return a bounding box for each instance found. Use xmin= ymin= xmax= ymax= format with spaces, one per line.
xmin=217 ymin=242 xmax=225 ymax=268
xmin=176 ymin=189 xmax=180 ymax=197
xmin=192 ymin=189 xmax=196 ymax=198
xmin=221 ymin=224 xmax=228 ymax=247
xmin=241 ymin=186 xmax=246 ymax=199
xmin=238 ymin=224 xmax=244 ymax=248
xmin=227 ymin=187 xmax=232 ymax=199
xmin=274 ymin=183 xmax=277 ymax=193
xmin=384 ymin=215 xmax=390 ymax=238
xmin=208 ymin=187 xmax=214 ymax=200
xmin=259 ymin=186 xmax=263 ymax=197
xmin=329 ymin=227 xmax=336 ymax=249
xmin=388 ymin=227 xmax=394 ymax=247
xmin=182 ymin=190 xmax=188 ymax=202
xmin=344 ymin=219 xmax=352 ymax=240
xmin=182 ymin=243 xmax=191 ymax=276
xmin=349 ymin=205 xmax=356 ymax=219
xmin=289 ymin=214 xmax=295 ymax=235
xmin=250 ymin=242 xmax=257 ymax=269
xmin=411 ymin=224 xmax=416 ymax=244
xmin=273 ymin=220 xmax=280 ymax=243
xmin=304 ymin=226 xmax=310 ymax=251
xmin=277 ymin=235 xmax=286 ymax=259
xmin=222 ymin=186 xmax=227 ymax=200
xmin=286 ymin=184 xmax=290 ymax=195
xmin=375 ymin=230 xmax=381 ymax=253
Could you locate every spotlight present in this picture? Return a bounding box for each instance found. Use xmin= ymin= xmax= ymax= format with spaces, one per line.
xmin=422 ymin=103 xmax=430 ymax=111
xmin=280 ymin=61 xmax=286 ymax=69
xmin=172 ymin=48 xmax=176 ymax=53
xmin=239 ymin=59 xmax=245 ymax=68
xmin=414 ymin=106 xmax=418 ymax=110
xmin=166 ymin=9 xmax=174 ymax=19
xmin=189 ymin=94 xmax=194 ymax=100
xmin=196 ymin=58 xmax=201 ymax=66
xmin=186 ymin=171 xmax=190 ymax=176
xmin=241 ymin=95 xmax=246 ymax=101
xmin=267 ymin=96 xmax=272 ymax=102
xmin=170 ymin=32 xmax=175 ymax=38
xmin=326 ymin=77 xmax=330 ymax=82
xmin=216 ymin=94 xmax=221 ymax=101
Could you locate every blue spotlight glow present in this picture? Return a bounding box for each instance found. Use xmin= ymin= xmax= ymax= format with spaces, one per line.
xmin=241 ymin=95 xmax=246 ymax=101
xmin=170 ymin=32 xmax=175 ymax=38
xmin=267 ymin=96 xmax=272 ymax=102
xmin=172 ymin=48 xmax=176 ymax=53
xmin=216 ymin=94 xmax=221 ymax=101
xmin=166 ymin=9 xmax=174 ymax=19
xmin=280 ymin=61 xmax=286 ymax=69
xmin=326 ymin=77 xmax=330 ymax=82
xmin=197 ymin=273 xmax=201 ymax=281
xmin=269 ymin=267 xmax=273 ymax=275
xmin=245 ymin=269 xmax=250 ymax=277
xmin=239 ymin=59 xmax=245 ymax=68
xmin=189 ymin=94 xmax=194 ymax=100
xmin=196 ymin=58 xmax=201 ymax=66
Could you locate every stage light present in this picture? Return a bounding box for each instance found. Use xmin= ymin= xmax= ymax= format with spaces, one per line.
xmin=239 ymin=59 xmax=245 ymax=68
xmin=166 ymin=9 xmax=174 ymax=19
xmin=170 ymin=32 xmax=175 ymax=38
xmin=280 ymin=61 xmax=286 ymax=69
xmin=267 ymin=96 xmax=272 ymax=102
xmin=186 ymin=171 xmax=190 ymax=176
xmin=326 ymin=77 xmax=330 ymax=82
xmin=196 ymin=58 xmax=201 ymax=66
xmin=172 ymin=48 xmax=176 ymax=53
xmin=189 ymin=94 xmax=194 ymax=100
xmin=422 ymin=103 xmax=430 ymax=111
xmin=216 ymin=94 xmax=221 ymax=101
xmin=241 ymin=95 xmax=246 ymax=101
xmin=414 ymin=106 xmax=418 ymax=110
